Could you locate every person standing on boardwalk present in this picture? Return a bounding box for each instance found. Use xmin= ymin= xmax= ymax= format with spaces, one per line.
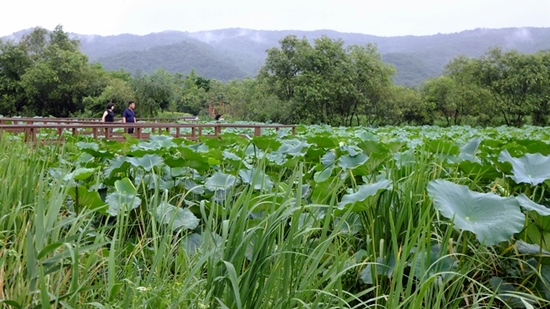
xmin=101 ymin=102 xmax=115 ymax=123
xmin=122 ymin=101 xmax=136 ymax=134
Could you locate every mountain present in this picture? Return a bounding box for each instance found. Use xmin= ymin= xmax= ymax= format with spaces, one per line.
xmin=3 ymin=27 xmax=550 ymax=85
xmin=96 ymin=39 xmax=249 ymax=81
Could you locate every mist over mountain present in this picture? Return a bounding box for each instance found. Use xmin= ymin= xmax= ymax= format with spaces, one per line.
xmin=3 ymin=27 xmax=550 ymax=85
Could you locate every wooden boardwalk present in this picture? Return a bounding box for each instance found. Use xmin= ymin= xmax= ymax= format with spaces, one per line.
xmin=0 ymin=118 xmax=296 ymax=142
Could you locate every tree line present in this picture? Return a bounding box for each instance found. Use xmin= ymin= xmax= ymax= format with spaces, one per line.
xmin=1 ymin=26 xmax=549 ymax=127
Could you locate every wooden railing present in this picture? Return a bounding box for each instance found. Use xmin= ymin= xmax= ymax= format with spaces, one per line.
xmin=0 ymin=116 xmax=199 ymax=125
xmin=0 ymin=122 xmax=297 ymax=142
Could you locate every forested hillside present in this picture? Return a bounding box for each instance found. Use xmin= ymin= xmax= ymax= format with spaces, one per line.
xmin=97 ymin=40 xmax=249 ymax=81
xmin=3 ymin=27 xmax=550 ymax=85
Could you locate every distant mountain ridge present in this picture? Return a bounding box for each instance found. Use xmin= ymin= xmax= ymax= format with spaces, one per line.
xmin=3 ymin=27 xmax=550 ymax=85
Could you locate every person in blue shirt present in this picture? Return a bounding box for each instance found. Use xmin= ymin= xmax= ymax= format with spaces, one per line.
xmin=122 ymin=101 xmax=137 ymax=134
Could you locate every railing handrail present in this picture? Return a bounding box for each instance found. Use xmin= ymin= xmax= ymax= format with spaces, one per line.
xmin=0 ymin=123 xmax=296 ymax=129
xmin=0 ymin=122 xmax=297 ymax=142
xmin=0 ymin=116 xmax=199 ymax=124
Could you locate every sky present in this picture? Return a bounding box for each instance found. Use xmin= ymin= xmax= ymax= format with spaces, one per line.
xmin=2 ymin=0 xmax=550 ymax=38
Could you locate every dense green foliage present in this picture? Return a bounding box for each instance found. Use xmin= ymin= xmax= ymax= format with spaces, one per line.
xmin=257 ymin=36 xmax=395 ymax=126
xmin=3 ymin=125 xmax=550 ymax=308
xmin=2 ymin=26 xmax=550 ymax=127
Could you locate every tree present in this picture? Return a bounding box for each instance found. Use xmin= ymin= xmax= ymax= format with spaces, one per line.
xmin=530 ymin=51 xmax=550 ymax=126
xmin=173 ymin=70 xmax=209 ymax=115
xmin=472 ymin=48 xmax=548 ymax=127
xmin=0 ymin=25 xmax=102 ymax=117
xmin=422 ymin=76 xmax=460 ymax=126
xmin=386 ymin=86 xmax=432 ymax=125
xmin=258 ymin=35 xmax=394 ymax=125
xmin=132 ymin=69 xmax=174 ymax=117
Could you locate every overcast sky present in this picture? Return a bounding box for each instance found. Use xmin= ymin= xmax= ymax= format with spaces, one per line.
xmin=2 ymin=0 xmax=549 ymax=37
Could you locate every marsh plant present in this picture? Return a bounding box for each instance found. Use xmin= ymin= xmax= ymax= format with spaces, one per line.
xmin=2 ymin=125 xmax=550 ymax=308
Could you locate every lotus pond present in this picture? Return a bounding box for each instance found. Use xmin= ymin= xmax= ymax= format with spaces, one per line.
xmin=2 ymin=124 xmax=550 ymax=308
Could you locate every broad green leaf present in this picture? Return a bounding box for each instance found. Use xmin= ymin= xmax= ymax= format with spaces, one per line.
xmin=427 ymin=179 xmax=524 ymax=245
xmin=181 ymin=232 xmax=223 ymax=255
xmin=307 ymin=134 xmax=339 ymax=148
xmin=177 ymin=147 xmax=211 ymax=172
xmin=313 ymin=165 xmax=334 ymax=183
xmin=75 ymin=153 xmax=95 ymax=166
xmin=356 ymin=131 xmax=378 ymax=141
xmin=205 ymin=172 xmax=237 ymax=191
xmin=360 ymin=256 xmax=396 ymax=285
xmin=489 ymin=277 xmax=529 ymax=308
xmin=393 ymin=150 xmax=416 ymax=168
xmin=252 ymin=136 xmax=282 ymax=151
xmin=156 ymin=202 xmax=199 ymax=231
xmin=239 ymin=168 xmax=273 ymax=190
xmin=338 ymin=180 xmax=392 ymax=211
xmin=459 ymin=161 xmax=501 ymax=181
xmin=521 ymin=224 xmax=550 ymax=253
xmin=515 ymin=240 xmax=550 ymax=255
xmin=425 ymin=140 xmax=460 ymax=155
xmin=459 ymin=137 xmax=481 ymax=163
xmin=277 ymin=140 xmax=310 ymax=156
xmin=357 ymin=140 xmax=390 ymax=156
xmin=127 ymin=154 xmax=164 ymax=172
xmin=181 ymin=233 xmax=201 ymax=254
xmin=321 ymin=150 xmax=337 ymax=167
xmin=183 ymin=179 xmax=205 ymax=194
xmin=499 ymin=149 xmax=550 ymax=185
xmin=64 ymin=167 xmax=95 ymax=182
xmin=223 ymin=150 xmax=243 ymax=162
xmin=105 ymin=156 xmax=130 ymax=178
xmin=517 ymin=194 xmax=550 ymax=216
xmin=340 ymin=145 xmax=362 ymax=156
xmin=338 ymin=153 xmax=368 ymax=170
xmin=115 ymin=178 xmax=137 ymax=195
xmin=411 ymin=244 xmax=457 ymax=280
xmin=105 ymin=192 xmax=141 ymax=216
xmin=68 ymin=186 xmax=108 ymax=213
xmin=77 ymin=141 xmax=99 ymax=151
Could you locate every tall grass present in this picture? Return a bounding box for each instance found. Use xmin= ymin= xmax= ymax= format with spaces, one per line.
xmin=1 ymin=139 xmax=548 ymax=308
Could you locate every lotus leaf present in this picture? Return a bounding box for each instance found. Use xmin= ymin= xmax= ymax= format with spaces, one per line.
xmin=427 ymin=179 xmax=524 ymax=245
xmin=516 ymin=194 xmax=550 ymax=216
xmin=458 ymin=137 xmax=481 ymax=163
xmin=499 ymin=149 xmax=550 ymax=185
xmin=205 ymin=172 xmax=237 ymax=191
xmin=127 ymin=154 xmax=164 ymax=172
xmin=338 ymin=180 xmax=392 ymax=211
xmin=360 ymin=256 xmax=396 ymax=284
xmin=239 ymin=168 xmax=273 ymax=190
xmin=156 ymin=202 xmax=199 ymax=231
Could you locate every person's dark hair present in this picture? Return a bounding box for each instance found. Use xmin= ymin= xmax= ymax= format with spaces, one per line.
xmin=215 ymin=114 xmax=222 ymax=120
xmin=128 ymin=101 xmax=135 ymax=106
xmin=106 ymin=102 xmax=114 ymax=109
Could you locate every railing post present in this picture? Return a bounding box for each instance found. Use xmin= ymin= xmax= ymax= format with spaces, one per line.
xmin=254 ymin=126 xmax=261 ymax=136
xmin=136 ymin=127 xmax=142 ymax=139
xmin=24 ymin=127 xmax=31 ymax=142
